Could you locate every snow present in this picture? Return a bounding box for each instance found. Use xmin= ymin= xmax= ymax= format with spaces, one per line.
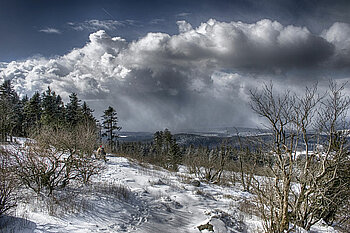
xmin=0 ymin=143 xmax=340 ymax=232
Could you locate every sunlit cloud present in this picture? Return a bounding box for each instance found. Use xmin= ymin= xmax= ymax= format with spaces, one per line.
xmin=2 ymin=19 xmax=350 ymax=131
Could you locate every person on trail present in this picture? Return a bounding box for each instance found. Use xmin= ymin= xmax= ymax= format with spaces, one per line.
xmin=96 ymin=145 xmax=107 ymax=162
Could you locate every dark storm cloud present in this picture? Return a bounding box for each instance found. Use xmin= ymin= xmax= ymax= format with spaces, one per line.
xmin=1 ymin=19 xmax=350 ymax=131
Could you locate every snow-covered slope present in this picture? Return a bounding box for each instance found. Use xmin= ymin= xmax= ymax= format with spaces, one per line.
xmin=0 ymin=155 xmax=339 ymax=233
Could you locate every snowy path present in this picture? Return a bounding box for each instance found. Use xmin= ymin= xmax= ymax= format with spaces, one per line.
xmin=96 ymin=156 xmax=247 ymax=233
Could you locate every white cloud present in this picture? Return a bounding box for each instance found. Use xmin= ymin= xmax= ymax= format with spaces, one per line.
xmin=68 ymin=19 xmax=138 ymax=32
xmin=176 ymin=12 xmax=191 ymax=17
xmin=322 ymin=22 xmax=350 ymax=49
xmin=2 ymin=19 xmax=349 ymax=131
xmin=321 ymin=22 xmax=350 ymax=68
xmin=68 ymin=20 xmax=124 ymax=31
xmin=177 ymin=20 xmax=193 ymax=33
xmin=39 ymin=27 xmax=61 ymax=34
xmin=150 ymin=18 xmax=165 ymax=25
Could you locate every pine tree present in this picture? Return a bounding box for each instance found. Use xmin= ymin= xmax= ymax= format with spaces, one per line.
xmin=55 ymin=95 xmax=65 ymax=126
xmin=101 ymin=106 xmax=121 ymax=152
xmin=65 ymin=93 xmax=82 ymax=126
xmin=152 ymin=129 xmax=181 ymax=170
xmin=12 ymin=96 xmax=26 ymax=136
xmin=0 ymin=80 xmax=20 ymax=142
xmin=163 ymin=129 xmax=181 ymax=170
xmin=163 ymin=128 xmax=172 ymax=152
xmin=23 ymin=92 xmax=41 ymax=133
xmin=153 ymin=131 xmax=164 ymax=155
xmin=41 ymin=87 xmax=64 ymax=127
xmin=81 ymin=101 xmax=96 ymax=125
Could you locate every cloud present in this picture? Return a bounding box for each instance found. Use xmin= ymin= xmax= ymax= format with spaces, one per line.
xmin=176 ymin=12 xmax=191 ymax=17
xmin=1 ymin=19 xmax=350 ymax=131
xmin=176 ymin=20 xmax=193 ymax=33
xmin=39 ymin=27 xmax=61 ymax=34
xmin=321 ymin=22 xmax=350 ymax=68
xmin=150 ymin=18 xmax=165 ymax=25
xmin=68 ymin=20 xmax=125 ymax=31
xmin=170 ymin=19 xmax=334 ymax=72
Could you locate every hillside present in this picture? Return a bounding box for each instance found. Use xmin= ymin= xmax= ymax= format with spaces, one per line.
xmin=0 ymin=147 xmax=338 ymax=233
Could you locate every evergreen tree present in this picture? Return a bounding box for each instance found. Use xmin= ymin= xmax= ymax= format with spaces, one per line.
xmin=0 ymin=80 xmax=20 ymax=142
xmin=152 ymin=129 xmax=181 ymax=170
xmin=65 ymin=93 xmax=81 ymax=126
xmin=163 ymin=129 xmax=181 ymax=170
xmin=23 ymin=92 xmax=41 ymax=133
xmin=81 ymin=101 xmax=96 ymax=125
xmin=41 ymin=87 xmax=64 ymax=127
xmin=101 ymin=106 xmax=121 ymax=152
xmin=153 ymin=131 xmax=164 ymax=155
xmin=55 ymin=95 xmax=65 ymax=126
xmin=163 ymin=128 xmax=172 ymax=151
xmin=12 ymin=96 xmax=26 ymax=136
xmin=0 ymin=80 xmax=18 ymax=101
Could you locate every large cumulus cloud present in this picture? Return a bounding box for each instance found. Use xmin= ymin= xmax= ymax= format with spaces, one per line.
xmin=322 ymin=22 xmax=350 ymax=69
xmin=1 ymin=19 xmax=350 ymax=131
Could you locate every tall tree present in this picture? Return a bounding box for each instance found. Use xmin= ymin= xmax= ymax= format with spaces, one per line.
xmin=23 ymin=92 xmax=41 ymax=133
xmin=153 ymin=131 xmax=164 ymax=155
xmin=0 ymin=80 xmax=19 ymax=142
xmin=55 ymin=95 xmax=65 ymax=126
xmin=101 ymin=106 xmax=121 ymax=152
xmin=152 ymin=129 xmax=181 ymax=170
xmin=41 ymin=87 xmax=64 ymax=127
xmin=12 ymin=95 xmax=26 ymax=136
xmin=65 ymin=93 xmax=81 ymax=126
xmin=81 ymin=101 xmax=96 ymax=125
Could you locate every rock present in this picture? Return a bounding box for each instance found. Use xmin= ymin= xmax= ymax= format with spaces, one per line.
xmin=190 ymin=180 xmax=200 ymax=187
xmin=197 ymin=222 xmax=214 ymax=232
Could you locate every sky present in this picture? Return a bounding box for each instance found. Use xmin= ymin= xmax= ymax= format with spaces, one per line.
xmin=1 ymin=0 xmax=350 ymax=131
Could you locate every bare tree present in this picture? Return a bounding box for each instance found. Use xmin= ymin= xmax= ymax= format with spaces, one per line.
xmin=0 ymin=149 xmax=17 ymax=216
xmin=249 ymin=81 xmax=350 ymax=232
xmin=249 ymin=82 xmax=296 ymax=232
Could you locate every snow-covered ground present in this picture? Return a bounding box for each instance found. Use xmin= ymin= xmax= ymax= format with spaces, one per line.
xmin=0 ymin=152 xmax=339 ymax=232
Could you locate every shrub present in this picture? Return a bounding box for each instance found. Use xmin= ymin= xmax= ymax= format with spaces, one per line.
xmin=0 ymin=149 xmax=17 ymax=216
xmin=12 ymin=123 xmax=103 ymax=196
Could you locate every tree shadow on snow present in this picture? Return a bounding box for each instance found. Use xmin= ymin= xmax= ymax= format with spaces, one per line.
xmin=0 ymin=215 xmax=37 ymax=233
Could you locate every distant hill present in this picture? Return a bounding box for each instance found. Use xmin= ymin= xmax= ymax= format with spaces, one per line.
xmin=174 ymin=126 xmax=269 ymax=137
xmin=117 ymin=127 xmax=336 ymax=150
xmin=117 ymin=127 xmax=270 ymax=148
